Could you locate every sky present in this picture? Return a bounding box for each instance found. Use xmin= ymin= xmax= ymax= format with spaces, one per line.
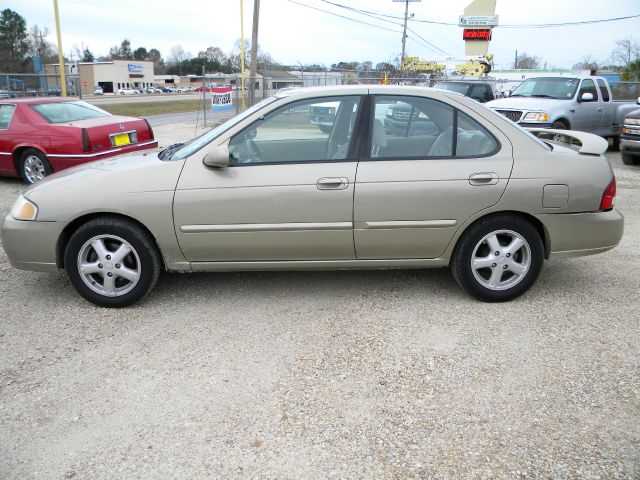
xmin=4 ymin=0 xmax=640 ymax=69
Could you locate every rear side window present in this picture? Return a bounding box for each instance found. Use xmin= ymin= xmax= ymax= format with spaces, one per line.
xmin=31 ymin=101 xmax=110 ymax=123
xmin=370 ymin=95 xmax=497 ymax=159
xmin=597 ymin=79 xmax=610 ymax=102
xmin=0 ymin=104 xmax=16 ymax=129
xmin=469 ymin=85 xmax=491 ymax=102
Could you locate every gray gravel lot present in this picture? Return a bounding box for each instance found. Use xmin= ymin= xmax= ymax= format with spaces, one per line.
xmin=0 ymin=128 xmax=638 ymax=478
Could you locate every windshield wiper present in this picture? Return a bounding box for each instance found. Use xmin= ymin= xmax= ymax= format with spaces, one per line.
xmin=158 ymin=142 xmax=184 ymax=160
xmin=530 ymin=94 xmax=554 ymax=98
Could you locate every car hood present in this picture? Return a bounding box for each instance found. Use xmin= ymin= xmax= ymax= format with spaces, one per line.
xmin=486 ymin=97 xmax=567 ymax=112
xmin=24 ymin=151 xmax=186 ymax=222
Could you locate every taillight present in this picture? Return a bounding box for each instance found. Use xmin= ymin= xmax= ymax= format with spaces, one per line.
xmin=144 ymin=119 xmax=154 ymax=140
xmin=81 ymin=128 xmax=90 ymax=152
xmin=600 ymin=177 xmax=616 ymax=211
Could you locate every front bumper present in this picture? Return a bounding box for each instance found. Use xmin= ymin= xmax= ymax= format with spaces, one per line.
xmin=620 ymin=137 xmax=640 ymax=157
xmin=537 ymin=209 xmax=624 ymax=258
xmin=1 ymin=215 xmax=64 ymax=272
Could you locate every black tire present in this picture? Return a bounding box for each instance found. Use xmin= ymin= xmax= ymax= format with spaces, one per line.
xmin=19 ymin=148 xmax=52 ymax=184
xmin=610 ymin=135 xmax=620 ymax=151
xmin=451 ymin=215 xmax=544 ymax=302
xmin=64 ymin=217 xmax=162 ymax=308
xmin=550 ymin=120 xmax=567 ymax=130
xmin=621 ymin=153 xmax=639 ymax=165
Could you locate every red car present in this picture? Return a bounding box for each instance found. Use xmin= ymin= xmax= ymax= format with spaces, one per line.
xmin=0 ymin=97 xmax=158 ymax=183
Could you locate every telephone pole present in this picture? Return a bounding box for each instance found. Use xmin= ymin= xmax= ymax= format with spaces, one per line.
xmin=394 ymin=0 xmax=420 ymax=72
xmin=249 ymin=0 xmax=260 ymax=105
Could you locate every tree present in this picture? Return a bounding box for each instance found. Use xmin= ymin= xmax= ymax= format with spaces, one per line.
xmin=147 ymin=48 xmax=165 ymax=74
xmin=109 ymin=39 xmax=134 ymax=60
xmin=611 ymin=37 xmax=640 ymax=67
xmin=81 ymin=48 xmax=94 ymax=62
xmin=27 ymin=25 xmax=56 ymax=64
xmin=133 ymin=47 xmax=148 ymax=60
xmin=0 ymin=8 xmax=30 ymax=72
xmin=572 ymin=56 xmax=598 ymax=73
xmin=621 ymin=59 xmax=640 ymax=82
xmin=198 ymin=46 xmax=227 ymax=65
xmin=167 ymin=44 xmax=190 ymax=75
xmin=514 ymin=53 xmax=541 ymax=69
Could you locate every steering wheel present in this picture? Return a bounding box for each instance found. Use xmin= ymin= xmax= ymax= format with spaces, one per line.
xmin=243 ymin=138 xmax=264 ymax=163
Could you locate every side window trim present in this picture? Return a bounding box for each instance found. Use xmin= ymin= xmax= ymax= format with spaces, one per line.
xmin=597 ymin=79 xmax=610 ymax=102
xmin=228 ymin=95 xmax=363 ymax=167
xmin=363 ymin=94 xmax=501 ymax=161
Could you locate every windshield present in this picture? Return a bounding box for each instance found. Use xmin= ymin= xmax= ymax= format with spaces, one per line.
xmin=435 ymin=83 xmax=469 ymax=95
xmin=510 ymin=77 xmax=579 ymax=100
xmin=31 ymin=101 xmax=111 ymax=123
xmin=171 ymin=96 xmax=278 ymax=160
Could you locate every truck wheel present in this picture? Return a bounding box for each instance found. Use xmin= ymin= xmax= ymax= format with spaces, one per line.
xmin=551 ymin=120 xmax=567 ymax=130
xmin=610 ymin=136 xmax=620 ymax=151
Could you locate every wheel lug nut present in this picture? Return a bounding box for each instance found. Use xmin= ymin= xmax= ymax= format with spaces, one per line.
xmin=495 ymin=251 xmax=500 ymax=256
xmin=98 ymin=263 xmax=103 ymax=269
xmin=106 ymin=255 xmax=111 ymax=260
xmin=503 ymin=265 xmax=508 ymax=270
xmin=491 ymin=263 xmax=497 ymax=268
xmin=115 ymin=263 xmax=121 ymax=269
xmin=107 ymin=272 xmax=113 ymax=277
xmin=506 ymin=253 xmax=511 ymax=258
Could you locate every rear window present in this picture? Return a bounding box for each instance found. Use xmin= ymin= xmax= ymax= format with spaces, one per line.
xmin=0 ymin=104 xmax=16 ymax=129
xmin=435 ymin=83 xmax=469 ymax=95
xmin=31 ymin=101 xmax=111 ymax=123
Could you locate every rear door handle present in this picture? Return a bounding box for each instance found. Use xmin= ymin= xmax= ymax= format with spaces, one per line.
xmin=469 ymin=172 xmax=499 ymax=186
xmin=317 ymin=177 xmax=349 ymax=190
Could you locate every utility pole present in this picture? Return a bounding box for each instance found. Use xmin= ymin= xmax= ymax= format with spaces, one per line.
xmin=400 ymin=0 xmax=409 ymax=71
xmin=249 ymin=0 xmax=260 ymax=106
xmin=52 ymin=0 xmax=67 ymax=96
xmin=202 ymin=66 xmax=206 ymax=127
xmin=240 ymin=0 xmax=246 ymax=110
xmin=514 ymin=50 xmax=518 ymax=69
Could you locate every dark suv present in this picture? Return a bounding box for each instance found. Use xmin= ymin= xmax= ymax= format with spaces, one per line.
xmin=434 ymin=81 xmax=496 ymax=103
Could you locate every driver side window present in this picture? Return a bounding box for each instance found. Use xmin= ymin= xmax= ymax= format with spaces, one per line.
xmin=229 ymin=96 xmax=361 ymax=165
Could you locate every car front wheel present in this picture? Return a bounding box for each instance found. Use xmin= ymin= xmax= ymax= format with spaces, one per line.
xmin=64 ymin=217 xmax=162 ymax=307
xmin=451 ymin=215 xmax=544 ymax=301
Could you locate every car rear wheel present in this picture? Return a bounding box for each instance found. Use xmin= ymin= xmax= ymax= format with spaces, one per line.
xmin=64 ymin=217 xmax=162 ymax=308
xmin=19 ymin=149 xmax=52 ymax=184
xmin=451 ymin=215 xmax=544 ymax=301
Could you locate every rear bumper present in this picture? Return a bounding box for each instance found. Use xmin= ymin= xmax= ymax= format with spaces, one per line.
xmin=47 ymin=140 xmax=158 ymax=171
xmin=1 ymin=215 xmax=63 ymax=273
xmin=537 ymin=209 xmax=624 ymax=258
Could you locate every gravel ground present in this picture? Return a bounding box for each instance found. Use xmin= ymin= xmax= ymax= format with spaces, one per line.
xmin=0 ymin=127 xmax=638 ymax=479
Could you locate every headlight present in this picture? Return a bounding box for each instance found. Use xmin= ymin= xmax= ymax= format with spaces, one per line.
xmin=10 ymin=196 xmax=38 ymax=221
xmin=524 ymin=112 xmax=549 ymax=122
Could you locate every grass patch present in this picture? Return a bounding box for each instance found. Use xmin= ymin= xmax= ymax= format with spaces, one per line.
xmin=97 ymin=100 xmax=206 ymax=117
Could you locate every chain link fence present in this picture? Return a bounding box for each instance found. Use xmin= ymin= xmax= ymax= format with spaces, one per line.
xmin=0 ymin=73 xmax=81 ymax=99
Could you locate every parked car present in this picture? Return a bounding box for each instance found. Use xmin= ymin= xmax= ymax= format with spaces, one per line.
xmin=117 ymin=88 xmax=137 ymax=95
xmin=93 ymin=86 xmax=104 ymax=96
xmin=1 ymin=86 xmax=623 ymax=307
xmin=434 ymin=81 xmax=496 ymax=103
xmin=0 ymin=97 xmax=158 ymax=183
xmin=620 ymin=106 xmax=640 ymax=165
xmin=486 ymin=76 xmax=640 ymax=146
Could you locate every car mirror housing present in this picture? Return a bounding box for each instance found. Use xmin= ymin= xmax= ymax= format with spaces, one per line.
xmin=203 ymin=145 xmax=230 ymax=168
xmin=580 ymin=92 xmax=594 ymax=102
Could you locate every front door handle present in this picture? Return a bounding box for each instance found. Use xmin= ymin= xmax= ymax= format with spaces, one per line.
xmin=469 ymin=172 xmax=499 ymax=186
xmin=317 ymin=177 xmax=349 ymax=190
xmin=597 ymin=107 xmax=603 ymax=112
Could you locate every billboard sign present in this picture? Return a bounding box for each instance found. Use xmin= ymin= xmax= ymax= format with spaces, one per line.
xmin=127 ymin=63 xmax=143 ymax=73
xmin=459 ymin=15 xmax=498 ymax=27
xmin=462 ymin=29 xmax=492 ymax=41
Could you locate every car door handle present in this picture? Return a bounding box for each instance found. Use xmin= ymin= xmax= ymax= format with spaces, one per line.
xmin=597 ymin=107 xmax=603 ymax=112
xmin=469 ymin=172 xmax=499 ymax=186
xmin=316 ymin=177 xmax=349 ymax=190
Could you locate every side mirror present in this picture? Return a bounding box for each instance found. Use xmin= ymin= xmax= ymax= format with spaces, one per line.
xmin=579 ymin=92 xmax=594 ymax=102
xmin=203 ymin=144 xmax=230 ymax=168
xmin=636 ymin=96 xmax=640 ymax=105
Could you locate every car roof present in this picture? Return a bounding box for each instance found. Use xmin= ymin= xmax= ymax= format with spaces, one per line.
xmin=0 ymin=97 xmax=81 ymax=105
xmin=274 ymin=84 xmax=460 ymax=101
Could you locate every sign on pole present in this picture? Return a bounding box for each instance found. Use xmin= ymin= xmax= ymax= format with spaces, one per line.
xmin=458 ymin=15 xmax=498 ymax=27
xmin=211 ymin=86 xmax=233 ymax=111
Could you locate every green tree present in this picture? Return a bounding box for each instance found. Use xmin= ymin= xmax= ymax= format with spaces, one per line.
xmin=81 ymin=48 xmax=94 ymax=62
xmin=0 ymin=8 xmax=30 ymax=72
xmin=621 ymin=59 xmax=640 ymax=82
xmin=133 ymin=47 xmax=148 ymax=60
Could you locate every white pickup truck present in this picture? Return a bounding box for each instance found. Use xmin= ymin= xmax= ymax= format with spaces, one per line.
xmin=487 ymin=76 xmax=640 ymax=147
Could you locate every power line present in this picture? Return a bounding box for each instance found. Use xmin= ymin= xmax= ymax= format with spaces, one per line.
xmin=317 ymin=1 xmax=640 ymax=29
